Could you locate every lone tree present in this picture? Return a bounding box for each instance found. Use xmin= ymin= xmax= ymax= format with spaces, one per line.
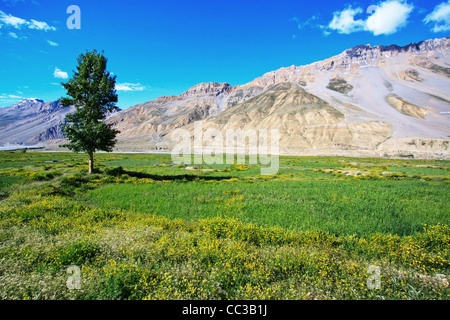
xmin=60 ymin=50 xmax=120 ymax=174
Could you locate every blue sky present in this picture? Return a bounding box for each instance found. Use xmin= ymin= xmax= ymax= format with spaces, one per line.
xmin=0 ymin=0 xmax=449 ymax=109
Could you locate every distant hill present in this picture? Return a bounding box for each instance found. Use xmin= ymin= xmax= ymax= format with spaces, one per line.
xmin=0 ymin=99 xmax=119 ymax=149
xmin=0 ymin=99 xmax=74 ymax=148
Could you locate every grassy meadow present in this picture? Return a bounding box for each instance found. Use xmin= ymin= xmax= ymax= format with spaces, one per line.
xmin=0 ymin=150 xmax=449 ymax=300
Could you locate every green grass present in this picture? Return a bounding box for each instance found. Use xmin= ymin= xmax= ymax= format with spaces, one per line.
xmin=388 ymin=166 xmax=449 ymax=176
xmin=0 ymin=151 xmax=449 ymax=300
xmin=87 ymin=179 xmax=449 ymax=237
xmin=0 ymin=174 xmax=24 ymax=201
xmin=0 ymin=174 xmax=23 ymax=190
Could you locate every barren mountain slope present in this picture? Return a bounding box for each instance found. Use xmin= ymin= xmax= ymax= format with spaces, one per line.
xmin=0 ymin=99 xmax=74 ymax=148
xmin=169 ymin=83 xmax=392 ymax=155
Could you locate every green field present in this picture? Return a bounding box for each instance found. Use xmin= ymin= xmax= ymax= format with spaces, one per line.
xmin=0 ymin=151 xmax=449 ymax=300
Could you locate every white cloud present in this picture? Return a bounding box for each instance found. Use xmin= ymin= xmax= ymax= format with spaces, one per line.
xmin=8 ymin=30 xmax=26 ymax=39
xmin=0 ymin=10 xmax=56 ymax=32
xmin=291 ymin=15 xmax=331 ymax=38
xmin=293 ymin=15 xmax=321 ymax=30
xmin=115 ymin=83 xmax=146 ymax=92
xmin=47 ymin=40 xmax=58 ymax=46
xmin=328 ymin=7 xmax=366 ymax=34
xmin=424 ymin=1 xmax=450 ymax=32
xmin=28 ymin=19 xmax=56 ymax=31
xmin=0 ymin=94 xmax=22 ymax=99
xmin=7 ymin=94 xmax=22 ymax=99
xmin=326 ymin=1 xmax=414 ymax=36
xmin=366 ymin=0 xmax=414 ymax=35
xmin=0 ymin=10 xmax=27 ymax=28
xmin=53 ymin=67 xmax=68 ymax=79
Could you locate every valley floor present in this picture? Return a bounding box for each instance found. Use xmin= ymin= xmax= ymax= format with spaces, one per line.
xmin=0 ymin=151 xmax=448 ymax=299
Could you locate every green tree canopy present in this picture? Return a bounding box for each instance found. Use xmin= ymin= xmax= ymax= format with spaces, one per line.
xmin=60 ymin=50 xmax=120 ymax=174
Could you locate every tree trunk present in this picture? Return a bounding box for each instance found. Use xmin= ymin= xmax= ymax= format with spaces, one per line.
xmin=88 ymin=152 xmax=94 ymax=174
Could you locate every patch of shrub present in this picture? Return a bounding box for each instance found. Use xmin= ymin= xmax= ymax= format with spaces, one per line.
xmin=231 ymin=164 xmax=249 ymax=171
xmin=53 ymin=240 xmax=101 ymax=267
xmin=28 ymin=171 xmax=62 ymax=182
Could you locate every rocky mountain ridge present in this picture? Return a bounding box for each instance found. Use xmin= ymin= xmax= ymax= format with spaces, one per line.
xmin=0 ymin=99 xmax=73 ymax=147
xmin=0 ymin=99 xmax=119 ymax=148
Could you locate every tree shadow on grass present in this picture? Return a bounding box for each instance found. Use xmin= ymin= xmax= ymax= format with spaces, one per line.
xmin=124 ymin=170 xmax=237 ymax=182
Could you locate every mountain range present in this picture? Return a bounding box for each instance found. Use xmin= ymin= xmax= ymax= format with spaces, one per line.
xmin=0 ymin=98 xmax=74 ymax=149
xmin=1 ymin=37 xmax=449 ymax=159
